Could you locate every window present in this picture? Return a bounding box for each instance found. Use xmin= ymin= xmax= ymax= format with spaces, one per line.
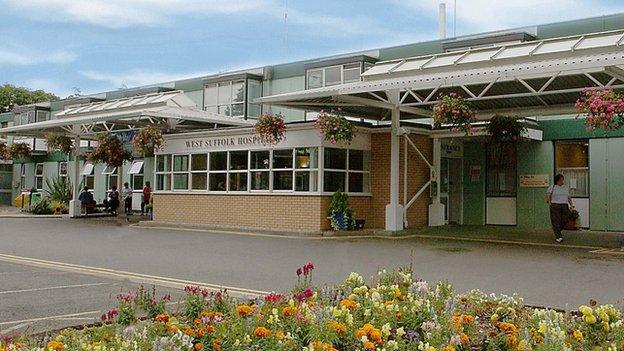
xmin=103 ymin=165 xmax=117 ymax=190
xmin=155 ymin=155 xmax=171 ymax=191
xmin=306 ymin=63 xmax=363 ymax=89
xmin=247 ymin=79 xmax=263 ymax=118
xmin=272 ymin=149 xmax=293 ymax=191
xmin=204 ymin=80 xmax=245 ymax=117
xmin=295 ymin=148 xmax=318 ymax=192
xmin=323 ymin=148 xmax=370 ymax=193
xmin=191 ymin=154 xmax=208 ymax=190
xmin=173 ymin=155 xmax=189 ymax=190
xmin=128 ymin=160 xmax=144 ymax=191
xmin=209 ymin=152 xmax=227 ymax=191
xmin=555 ymin=140 xmax=589 ymax=197
xmin=486 ymin=145 xmax=517 ymax=197
xmin=250 ymin=150 xmax=270 ymax=191
xmin=34 ymin=163 xmax=44 ymax=190
xmin=20 ymin=164 xmax=26 ymax=189
xmin=36 ymin=111 xmax=48 ymax=123
xmin=1 ymin=122 xmax=8 ymax=128
xmin=81 ymin=162 xmax=95 ymax=189
xmin=228 ymin=151 xmax=248 ymax=191
xmin=58 ymin=162 xmax=68 ymax=178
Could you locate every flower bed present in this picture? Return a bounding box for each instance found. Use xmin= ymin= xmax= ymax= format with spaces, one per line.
xmin=1 ymin=265 xmax=623 ymax=351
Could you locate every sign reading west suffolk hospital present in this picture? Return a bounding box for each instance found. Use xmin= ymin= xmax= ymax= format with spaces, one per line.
xmin=184 ymin=135 xmax=268 ymax=149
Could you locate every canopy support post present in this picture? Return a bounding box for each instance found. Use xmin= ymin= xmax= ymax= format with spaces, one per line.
xmin=385 ymin=89 xmax=404 ymax=232
xmin=69 ymin=129 xmax=82 ymax=218
xmin=428 ymin=137 xmax=445 ymax=226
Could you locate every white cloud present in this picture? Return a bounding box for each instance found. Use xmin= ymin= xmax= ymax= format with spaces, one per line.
xmin=79 ymin=69 xmax=213 ymax=88
xmin=3 ymin=0 xmax=271 ymax=28
xmin=390 ymin=0 xmax=624 ymax=34
xmin=0 ymin=48 xmax=76 ymax=66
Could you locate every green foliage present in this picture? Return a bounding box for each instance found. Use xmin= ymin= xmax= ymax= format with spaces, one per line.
xmin=29 ymin=197 xmax=54 ymax=215
xmin=0 ymin=84 xmax=59 ymax=113
xmin=485 ymin=115 xmax=527 ymax=144
xmin=44 ymin=176 xmax=73 ymax=204
xmin=328 ymin=190 xmax=355 ymax=230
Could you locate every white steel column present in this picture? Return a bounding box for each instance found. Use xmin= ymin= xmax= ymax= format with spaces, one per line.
xmin=385 ymin=89 xmax=404 ymax=231
xmin=69 ymin=129 xmax=81 ymax=217
xmin=428 ymin=137 xmax=445 ymax=226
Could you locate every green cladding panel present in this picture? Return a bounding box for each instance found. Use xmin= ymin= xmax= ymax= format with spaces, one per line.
xmin=589 ymin=138 xmax=624 ymax=231
xmin=462 ymin=141 xmax=485 ymax=225
xmin=516 ymin=141 xmax=554 ymax=229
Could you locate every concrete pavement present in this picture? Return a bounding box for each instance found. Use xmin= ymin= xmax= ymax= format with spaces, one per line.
xmin=1 ymin=218 xmax=624 ymax=334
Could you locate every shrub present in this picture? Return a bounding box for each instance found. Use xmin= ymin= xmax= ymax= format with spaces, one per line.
xmin=44 ymin=176 xmax=73 ymax=204
xmin=29 ymin=197 xmax=54 ymax=215
xmin=328 ymin=190 xmax=354 ymax=230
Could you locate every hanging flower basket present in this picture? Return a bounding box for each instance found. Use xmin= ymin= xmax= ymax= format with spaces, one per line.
xmin=46 ymin=133 xmax=74 ymax=154
xmin=432 ymin=93 xmax=476 ymax=135
xmin=8 ymin=142 xmax=32 ymax=160
xmin=133 ymin=126 xmax=164 ymax=157
xmin=314 ymin=110 xmax=355 ymax=144
xmin=254 ymin=113 xmax=286 ymax=144
xmin=0 ymin=141 xmax=9 ymax=161
xmin=485 ymin=115 xmax=527 ymax=144
xmin=575 ymin=88 xmax=624 ymax=131
xmin=87 ymin=133 xmax=133 ymax=167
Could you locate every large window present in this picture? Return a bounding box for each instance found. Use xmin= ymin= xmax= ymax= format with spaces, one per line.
xmin=555 ymin=140 xmax=589 ymax=197
xmin=129 ymin=160 xmax=144 ymax=190
xmin=486 ymin=145 xmax=517 ymax=197
xmin=81 ymin=162 xmax=95 ymax=189
xmin=103 ymin=165 xmax=117 ymax=190
xmin=204 ymin=80 xmax=245 ymax=117
xmin=35 ymin=163 xmax=44 ymax=190
xmin=306 ymin=63 xmax=362 ymax=89
xmin=153 ymin=146 xmax=369 ymax=194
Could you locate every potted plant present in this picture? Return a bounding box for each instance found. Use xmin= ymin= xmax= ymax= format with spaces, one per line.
xmin=8 ymin=142 xmax=32 ymax=160
xmin=87 ymin=133 xmax=133 ymax=167
xmin=575 ymin=88 xmax=624 ymax=131
xmin=0 ymin=141 xmax=8 ymax=160
xmin=46 ymin=133 xmax=74 ymax=154
xmin=485 ymin=115 xmax=527 ymax=144
xmin=254 ymin=113 xmax=286 ymax=144
xmin=432 ymin=93 xmax=475 ymax=135
xmin=327 ymin=190 xmax=355 ymax=231
xmin=314 ymin=110 xmax=355 ymax=144
xmin=565 ymin=207 xmax=580 ymax=230
xmin=133 ymin=126 xmax=164 ymax=157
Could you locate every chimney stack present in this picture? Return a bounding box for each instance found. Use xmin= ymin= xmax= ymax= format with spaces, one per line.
xmin=439 ymin=2 xmax=447 ymax=39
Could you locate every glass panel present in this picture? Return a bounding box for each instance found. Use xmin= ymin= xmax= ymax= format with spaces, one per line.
xmin=324 ymin=148 xmax=347 ymax=169
xmin=251 ymin=171 xmax=269 ymax=190
xmin=248 ymin=104 xmax=261 ymax=118
xmin=229 ymin=172 xmax=248 ymax=191
xmin=348 ymin=173 xmax=366 ymax=193
xmin=36 ymin=111 xmax=47 ymax=122
xmin=296 ymin=148 xmax=317 ymax=168
xmin=555 ymin=140 xmax=589 ymax=197
xmin=324 ymin=66 xmax=341 ymax=86
xmin=273 ymin=171 xmax=293 ymax=190
xmin=210 ymin=152 xmax=227 ymax=171
xmin=173 ymin=155 xmax=188 ymax=172
xmin=209 ymin=173 xmax=227 ymax=191
xmin=205 ymin=105 xmax=218 ymax=113
xmin=156 ymin=174 xmax=171 ymax=191
xmin=36 ymin=177 xmax=43 ymax=190
xmin=307 ymin=69 xmax=323 ymax=89
xmin=59 ymin=162 xmax=68 ymax=176
xmin=273 ymin=149 xmax=293 ymax=169
xmin=218 ymin=82 xmax=230 ymax=104
xmin=251 ymin=151 xmax=270 ymax=169
xmin=218 ymin=105 xmax=231 ymax=117
xmin=229 ymin=151 xmax=248 ymax=170
xmin=324 ymin=171 xmax=346 ymax=192
xmin=156 ymin=155 xmax=170 ymax=172
xmin=132 ymin=175 xmax=144 ymax=190
xmin=247 ymin=79 xmax=262 ymax=115
xmin=108 ymin=175 xmax=118 ymax=190
xmin=191 ymin=173 xmax=207 ymax=190
xmin=486 ymin=145 xmax=517 ymax=197
xmin=35 ymin=164 xmax=43 ymax=175
xmin=343 ymin=66 xmax=361 ymax=83
xmin=232 ymin=81 xmax=245 ymax=103
xmin=231 ymin=103 xmax=244 ymax=117
xmin=348 ymin=149 xmax=366 ymax=171
xmin=204 ymin=83 xmax=218 ymax=106
xmin=173 ymin=174 xmax=188 ymax=190
xmin=191 ymin=154 xmax=208 ymax=171
xmin=85 ymin=176 xmax=95 ymax=189
xmin=295 ymin=171 xmax=317 ymax=192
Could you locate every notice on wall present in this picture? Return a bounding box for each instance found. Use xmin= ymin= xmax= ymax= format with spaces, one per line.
xmin=469 ymin=165 xmax=481 ymax=182
xmin=519 ymin=174 xmax=550 ymax=187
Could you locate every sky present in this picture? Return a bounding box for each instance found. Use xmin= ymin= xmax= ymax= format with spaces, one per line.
xmin=1 ymin=0 xmax=624 ymax=98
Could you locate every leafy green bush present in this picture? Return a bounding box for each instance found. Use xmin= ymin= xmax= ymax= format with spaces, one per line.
xmin=29 ymin=197 xmax=54 ymax=215
xmin=328 ymin=190 xmax=355 ymax=230
xmin=45 ymin=176 xmax=72 ymax=204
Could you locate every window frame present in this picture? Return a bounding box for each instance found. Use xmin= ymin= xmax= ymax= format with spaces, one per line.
xmin=34 ymin=163 xmax=44 ymax=191
xmin=554 ymin=139 xmax=590 ymax=198
xmin=305 ymin=63 xmax=364 ymax=89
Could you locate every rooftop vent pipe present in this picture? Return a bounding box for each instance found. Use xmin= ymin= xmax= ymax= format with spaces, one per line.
xmin=439 ymin=2 xmax=447 ymax=39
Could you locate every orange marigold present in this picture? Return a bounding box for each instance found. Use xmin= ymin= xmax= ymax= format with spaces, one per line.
xmin=363 ymin=341 xmax=375 ymax=350
xmin=340 ymin=299 xmax=358 ymax=310
xmin=282 ymin=306 xmax=298 ymax=317
xmin=460 ymin=333 xmax=470 ymax=345
xmin=194 ymin=343 xmax=204 ymax=351
xmin=328 ymin=320 xmax=347 ymax=334
xmin=212 ymin=339 xmax=222 ymax=351
xmin=254 ymin=326 xmax=271 ymax=338
xmin=155 ymin=313 xmax=170 ymax=323
xmin=46 ymin=341 xmax=64 ymax=351
xmin=236 ymin=305 xmax=255 ymax=317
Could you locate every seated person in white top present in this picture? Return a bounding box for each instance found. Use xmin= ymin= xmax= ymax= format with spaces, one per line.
xmin=546 ymin=174 xmax=573 ymax=242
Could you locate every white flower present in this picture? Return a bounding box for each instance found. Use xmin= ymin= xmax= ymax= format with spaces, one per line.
xmin=396 ymin=327 xmax=406 ymax=338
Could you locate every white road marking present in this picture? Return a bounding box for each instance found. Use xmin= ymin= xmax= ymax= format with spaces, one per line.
xmin=0 ymin=311 xmax=100 ymax=327
xmin=0 ymin=253 xmax=268 ymax=297
xmin=0 ymin=282 xmax=109 ymax=295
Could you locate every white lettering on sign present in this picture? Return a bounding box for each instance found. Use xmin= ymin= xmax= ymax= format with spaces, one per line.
xmin=184 ymin=135 xmax=269 ymax=150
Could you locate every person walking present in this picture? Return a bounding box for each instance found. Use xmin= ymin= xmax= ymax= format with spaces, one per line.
xmin=546 ymin=174 xmax=573 ymax=242
xmin=108 ymin=185 xmax=120 ymax=216
xmin=122 ymin=182 xmax=133 ymax=214
xmin=141 ymin=181 xmax=152 ymax=215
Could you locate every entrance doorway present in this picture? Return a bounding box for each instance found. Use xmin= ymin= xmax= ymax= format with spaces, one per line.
xmin=440 ymin=157 xmax=463 ymax=224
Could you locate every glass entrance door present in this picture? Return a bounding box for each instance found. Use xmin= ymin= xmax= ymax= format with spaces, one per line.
xmin=440 ymin=157 xmax=463 ymax=224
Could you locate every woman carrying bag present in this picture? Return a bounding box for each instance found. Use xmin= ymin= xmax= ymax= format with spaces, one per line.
xmin=546 ymin=174 xmax=574 ymax=243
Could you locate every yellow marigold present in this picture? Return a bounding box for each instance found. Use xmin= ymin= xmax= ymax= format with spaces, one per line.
xmin=328 ymin=321 xmax=347 ymax=334
xmin=506 ymin=334 xmax=518 ymax=349
xmin=46 ymin=340 xmax=64 ymax=351
xmin=442 ymin=346 xmax=456 ymax=351
xmin=236 ymin=304 xmax=255 ymax=317
xmin=194 ymin=342 xmax=204 ymax=351
xmin=254 ymin=326 xmax=271 ymax=338
xmin=276 ymin=330 xmax=285 ymax=341
xmin=309 ymin=341 xmax=338 ymax=351
xmin=212 ymin=339 xmax=222 ymax=351
xmin=460 ymin=333 xmax=470 ymax=345
xmin=499 ymin=322 xmax=518 ymax=335
xmin=183 ymin=328 xmax=196 ymax=337
xmin=356 ymin=323 xmax=383 ymax=345
xmin=155 ymin=313 xmax=170 ymax=323
xmin=282 ymin=306 xmax=297 ymax=317
xmin=340 ymin=299 xmax=358 ymax=310
xmin=573 ymin=330 xmax=584 ymax=341
xmin=369 ymin=329 xmax=382 ymax=344
xmin=363 ymin=341 xmax=375 ymax=350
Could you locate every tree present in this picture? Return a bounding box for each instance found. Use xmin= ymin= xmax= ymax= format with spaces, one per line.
xmin=0 ymin=84 xmax=59 ymax=113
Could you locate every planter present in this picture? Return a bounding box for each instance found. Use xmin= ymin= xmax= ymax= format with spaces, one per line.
xmin=564 ymin=218 xmax=577 ymax=230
